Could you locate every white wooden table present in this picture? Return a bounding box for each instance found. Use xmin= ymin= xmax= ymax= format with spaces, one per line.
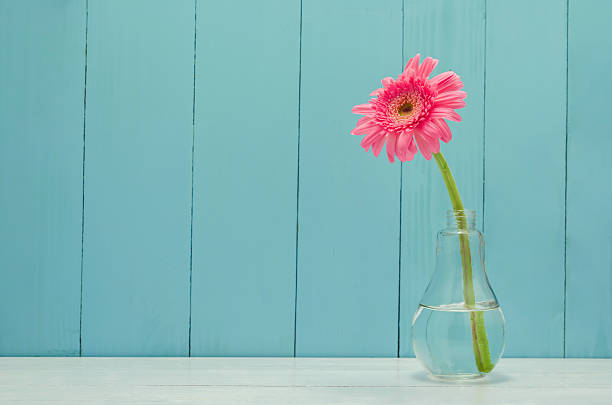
xmin=1 ymin=358 xmax=611 ymax=404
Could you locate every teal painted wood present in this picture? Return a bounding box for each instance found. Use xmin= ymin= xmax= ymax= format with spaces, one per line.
xmin=2 ymin=0 xmax=612 ymax=359
xmin=399 ymin=0 xmax=486 ymax=357
xmin=295 ymin=0 xmax=402 ymax=357
xmin=484 ymin=0 xmax=567 ymax=357
xmin=81 ymin=0 xmax=194 ymax=355
xmin=0 ymin=1 xmax=85 ymax=356
xmin=566 ymin=0 xmax=612 ymax=357
xmin=190 ymin=0 xmax=300 ymax=356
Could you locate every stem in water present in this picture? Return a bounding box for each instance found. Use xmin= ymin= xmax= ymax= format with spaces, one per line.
xmin=433 ymin=151 xmax=493 ymax=373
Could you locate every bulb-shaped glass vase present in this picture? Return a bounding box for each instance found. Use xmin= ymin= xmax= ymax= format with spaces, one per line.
xmin=411 ymin=210 xmax=505 ymax=379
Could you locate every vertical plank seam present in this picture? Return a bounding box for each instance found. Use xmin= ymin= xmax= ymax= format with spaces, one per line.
xmin=482 ymin=0 xmax=487 ymax=232
xmin=397 ymin=0 xmax=405 ymax=359
xmin=563 ymin=0 xmax=570 ymax=359
xmin=79 ymin=0 xmax=89 ymax=357
xmin=188 ymin=0 xmax=198 ymax=357
xmin=293 ymin=0 xmax=303 ymax=358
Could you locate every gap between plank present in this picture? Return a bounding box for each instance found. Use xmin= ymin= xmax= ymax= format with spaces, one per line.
xmin=397 ymin=0 xmax=406 ymax=358
xmin=562 ymin=0 xmax=570 ymax=359
xmin=79 ymin=0 xmax=89 ymax=358
xmin=188 ymin=0 xmax=198 ymax=357
xmin=293 ymin=0 xmax=304 ymax=358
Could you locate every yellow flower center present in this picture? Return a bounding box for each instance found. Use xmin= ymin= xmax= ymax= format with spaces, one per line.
xmin=398 ymin=102 xmax=414 ymax=116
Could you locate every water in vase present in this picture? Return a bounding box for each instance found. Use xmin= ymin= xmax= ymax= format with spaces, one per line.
xmin=412 ymin=301 xmax=505 ymax=378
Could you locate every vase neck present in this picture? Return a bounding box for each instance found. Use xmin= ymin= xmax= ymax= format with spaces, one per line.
xmin=419 ymin=212 xmax=499 ymax=308
xmin=446 ymin=209 xmax=475 ymax=231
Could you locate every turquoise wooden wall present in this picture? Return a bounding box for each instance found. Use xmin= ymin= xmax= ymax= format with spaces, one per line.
xmin=0 ymin=0 xmax=610 ymax=357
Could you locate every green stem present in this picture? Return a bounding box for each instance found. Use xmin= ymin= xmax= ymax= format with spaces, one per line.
xmin=433 ymin=152 xmax=493 ymax=373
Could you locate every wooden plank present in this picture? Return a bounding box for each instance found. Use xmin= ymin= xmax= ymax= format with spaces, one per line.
xmin=2 ymin=385 xmax=604 ymax=405
xmin=1 ymin=358 xmax=612 ymax=387
xmin=566 ymin=0 xmax=612 ymax=357
xmin=1 ymin=358 xmax=612 ymax=404
xmin=296 ymin=0 xmax=402 ymax=356
xmin=484 ymin=0 xmax=567 ymax=356
xmin=0 ymin=1 xmax=85 ymax=355
xmin=399 ymin=0 xmax=486 ymax=356
xmin=81 ymin=0 xmax=194 ymax=355
xmin=190 ymin=0 xmax=300 ymax=355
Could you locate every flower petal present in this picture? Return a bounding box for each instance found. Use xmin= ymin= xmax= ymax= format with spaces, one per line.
xmin=355 ymin=116 xmax=369 ymax=125
xmin=414 ymin=131 xmax=440 ymax=160
xmin=437 ymin=90 xmax=467 ymax=100
xmin=435 ymin=90 xmax=467 ymax=103
xmin=386 ymin=134 xmax=397 ymax=163
xmin=361 ymin=129 xmax=385 ymax=150
xmin=381 ymin=76 xmax=394 ymax=87
xmin=405 ymin=53 xmax=420 ymax=71
xmin=418 ymin=57 xmax=438 ymax=79
xmin=432 ymin=119 xmax=452 ymax=143
xmin=396 ymin=132 xmax=417 ymax=162
xmin=372 ymin=135 xmax=387 ymax=157
xmin=428 ymin=107 xmax=462 ymax=122
xmin=430 ymin=71 xmax=463 ymax=93
xmin=350 ymin=118 xmax=379 ymax=135
xmin=419 ymin=119 xmax=442 ymax=141
xmin=435 ymin=98 xmax=466 ymax=110
xmin=352 ymin=103 xmax=374 ymax=115
xmin=434 ymin=90 xmax=467 ymax=109
xmin=399 ymin=67 xmax=416 ymax=81
xmin=430 ymin=71 xmax=453 ymax=86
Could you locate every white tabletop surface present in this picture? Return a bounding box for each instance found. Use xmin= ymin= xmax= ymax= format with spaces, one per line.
xmin=0 ymin=357 xmax=611 ymax=404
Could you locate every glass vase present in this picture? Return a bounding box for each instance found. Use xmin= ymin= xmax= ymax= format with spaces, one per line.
xmin=411 ymin=209 xmax=505 ymax=379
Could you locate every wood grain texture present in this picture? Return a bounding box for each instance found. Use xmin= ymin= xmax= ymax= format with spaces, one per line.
xmin=484 ymin=0 xmax=567 ymax=357
xmin=295 ymin=0 xmax=402 ymax=357
xmin=399 ymin=0 xmax=486 ymax=356
xmin=0 ymin=0 xmax=86 ymax=355
xmin=81 ymin=0 xmax=194 ymax=355
xmin=566 ymin=0 xmax=612 ymax=357
xmin=190 ymin=0 xmax=300 ymax=356
xmin=1 ymin=0 xmax=610 ymax=359
xmin=1 ymin=358 xmax=612 ymax=404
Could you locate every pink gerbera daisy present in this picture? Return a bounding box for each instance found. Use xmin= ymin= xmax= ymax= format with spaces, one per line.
xmin=351 ymin=54 xmax=466 ymax=162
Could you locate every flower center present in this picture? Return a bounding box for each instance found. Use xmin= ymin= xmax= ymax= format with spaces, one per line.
xmin=398 ymin=102 xmax=414 ymax=116
xmin=373 ymin=77 xmax=436 ymax=133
